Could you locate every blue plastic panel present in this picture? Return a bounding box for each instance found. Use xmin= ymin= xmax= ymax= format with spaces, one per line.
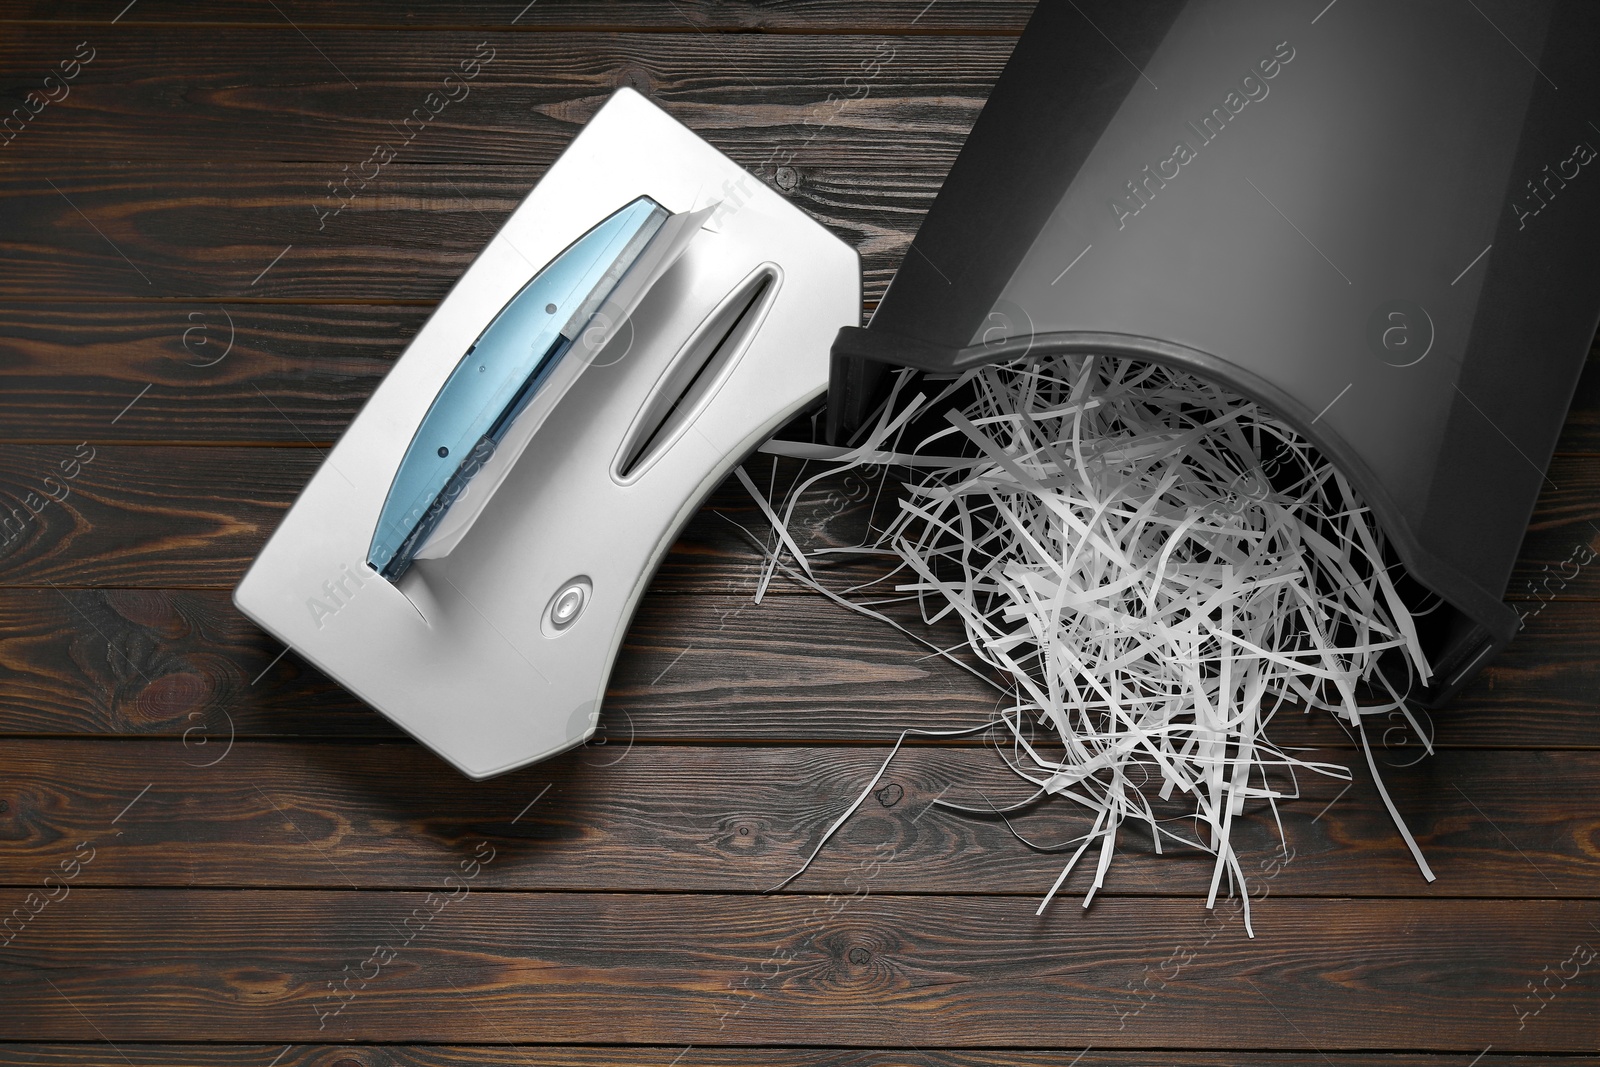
xmin=369 ymin=196 xmax=668 ymax=578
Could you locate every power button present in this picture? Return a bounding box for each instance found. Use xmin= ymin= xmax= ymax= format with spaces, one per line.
xmin=542 ymin=577 xmax=592 ymax=637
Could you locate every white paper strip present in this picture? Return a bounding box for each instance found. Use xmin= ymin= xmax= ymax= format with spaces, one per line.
xmin=747 ymin=354 xmax=1435 ymax=930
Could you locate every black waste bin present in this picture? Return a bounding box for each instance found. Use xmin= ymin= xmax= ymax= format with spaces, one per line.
xmin=828 ymin=0 xmax=1600 ymax=705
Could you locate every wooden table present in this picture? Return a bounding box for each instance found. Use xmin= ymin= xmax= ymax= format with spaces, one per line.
xmin=2 ymin=3 xmax=1598 ymax=1063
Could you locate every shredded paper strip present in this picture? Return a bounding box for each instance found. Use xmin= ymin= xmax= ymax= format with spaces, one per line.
xmin=745 ymin=354 xmax=1440 ymax=933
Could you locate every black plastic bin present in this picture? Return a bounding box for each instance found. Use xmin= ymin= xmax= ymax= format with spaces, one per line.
xmin=828 ymin=0 xmax=1600 ymax=705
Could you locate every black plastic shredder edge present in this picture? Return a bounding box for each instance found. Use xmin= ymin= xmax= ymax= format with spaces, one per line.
xmin=827 ymin=0 xmax=1600 ymax=709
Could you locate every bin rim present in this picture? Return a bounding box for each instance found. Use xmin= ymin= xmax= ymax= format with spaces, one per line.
xmin=830 ymin=321 xmax=1520 ymax=704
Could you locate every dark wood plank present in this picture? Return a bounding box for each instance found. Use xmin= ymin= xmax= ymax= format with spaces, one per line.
xmin=0 ymin=1050 xmax=1576 ymax=1067
xmin=9 ymin=447 xmax=1600 ymax=597
xmin=1504 ymin=453 xmax=1600 ymax=597
xmin=2 ymin=890 xmax=1596 ymax=1048
xmin=0 ymin=584 xmax=383 ymax=737
xmin=0 ymin=739 xmax=1594 ymax=898
xmin=2 ymin=586 xmax=1598 ymax=748
xmin=0 ymin=303 xmax=413 ymax=444
xmin=5 ymin=299 xmax=1599 ymax=450
xmin=0 ymin=0 xmax=1036 ymax=31
xmin=0 ymin=587 xmax=993 ymax=740
xmin=0 ymin=444 xmax=312 ymax=588
xmin=0 ymin=30 xmax=1001 ymax=167
xmin=6 ymin=8 xmax=1591 ymax=1063
xmin=83 ymin=331 xmax=1553 ymax=475
xmin=0 ymin=163 xmax=927 ymax=305
xmin=0 ymin=445 xmax=883 ymax=591
xmin=1460 ymin=592 xmax=1600 ymax=738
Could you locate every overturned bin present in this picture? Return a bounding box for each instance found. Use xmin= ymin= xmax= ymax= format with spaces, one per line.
xmin=828 ymin=0 xmax=1600 ymax=706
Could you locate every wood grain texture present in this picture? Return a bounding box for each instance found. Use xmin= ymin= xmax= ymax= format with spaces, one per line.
xmin=0 ymin=30 xmax=1001 ymax=167
xmin=0 ymin=444 xmax=1593 ymax=591
xmin=2 ymin=586 xmax=1599 ymax=748
xmin=1 ymin=890 xmax=1596 ymax=1048
xmin=0 ymin=303 xmax=413 ymax=444
xmin=0 ymin=586 xmax=991 ymax=740
xmin=0 ymin=443 xmax=312 ymax=588
xmin=0 ymin=163 xmax=926 ymax=306
xmin=0 ymin=1051 xmax=1578 ymax=1067
xmin=6 ymin=444 xmax=1600 ymax=599
xmin=3 ymin=4 xmax=1600 ymax=1061
xmin=0 ymin=739 xmax=1594 ymax=898
xmin=3 ymin=298 xmax=1599 ymax=449
xmin=0 ymin=0 xmax=1037 ymax=32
